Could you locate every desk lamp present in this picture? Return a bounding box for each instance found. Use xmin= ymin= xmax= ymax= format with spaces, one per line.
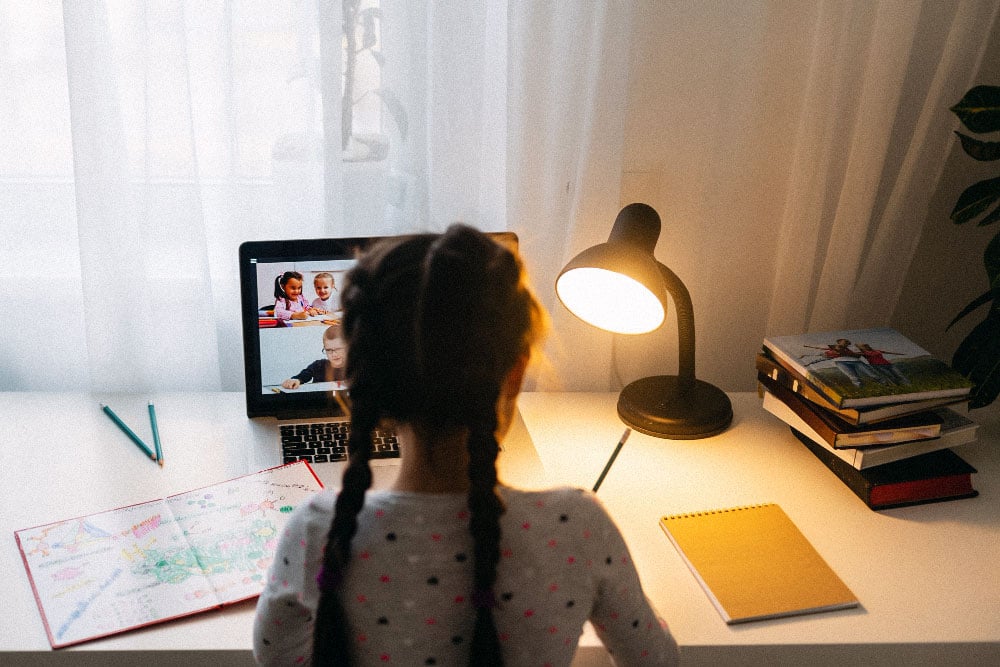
xmin=556 ymin=202 xmax=732 ymax=439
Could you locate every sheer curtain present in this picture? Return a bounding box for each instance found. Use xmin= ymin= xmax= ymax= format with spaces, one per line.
xmin=0 ymin=0 xmax=504 ymax=392
xmin=1 ymin=1 xmax=997 ymax=395
xmin=511 ymin=0 xmax=1000 ymax=392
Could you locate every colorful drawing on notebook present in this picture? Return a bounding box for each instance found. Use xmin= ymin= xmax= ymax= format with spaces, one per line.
xmin=15 ymin=461 xmax=322 ymax=648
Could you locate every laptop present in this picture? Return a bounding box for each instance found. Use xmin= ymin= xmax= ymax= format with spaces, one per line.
xmin=238 ymin=233 xmax=547 ymax=490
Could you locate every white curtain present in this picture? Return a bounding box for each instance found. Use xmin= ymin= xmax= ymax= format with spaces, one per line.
xmin=0 ymin=0 xmax=505 ymax=392
xmin=511 ymin=0 xmax=1000 ymax=392
xmin=1 ymin=1 xmax=997 ymax=395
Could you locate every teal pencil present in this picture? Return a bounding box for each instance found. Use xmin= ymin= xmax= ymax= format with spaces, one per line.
xmin=101 ymin=404 xmax=156 ymax=461
xmin=148 ymin=402 xmax=163 ymax=467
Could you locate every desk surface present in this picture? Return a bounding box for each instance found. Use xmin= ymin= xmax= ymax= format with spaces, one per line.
xmin=2 ymin=391 xmax=999 ymax=665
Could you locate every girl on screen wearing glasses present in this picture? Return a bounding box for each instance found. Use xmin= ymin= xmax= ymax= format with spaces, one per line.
xmin=253 ymin=225 xmax=678 ymax=666
xmin=281 ymin=325 xmax=347 ymax=390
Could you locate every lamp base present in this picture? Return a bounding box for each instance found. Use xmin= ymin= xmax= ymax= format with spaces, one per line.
xmin=617 ymin=375 xmax=733 ymax=439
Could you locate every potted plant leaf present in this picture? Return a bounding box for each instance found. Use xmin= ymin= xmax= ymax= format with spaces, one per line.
xmin=947 ymin=84 xmax=1000 ymax=408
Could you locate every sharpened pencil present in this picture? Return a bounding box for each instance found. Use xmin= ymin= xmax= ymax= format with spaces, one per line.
xmin=148 ymin=402 xmax=163 ymax=467
xmin=101 ymin=404 xmax=156 ymax=461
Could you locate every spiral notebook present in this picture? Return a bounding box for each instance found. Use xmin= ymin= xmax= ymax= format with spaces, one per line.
xmin=659 ymin=503 xmax=859 ymax=624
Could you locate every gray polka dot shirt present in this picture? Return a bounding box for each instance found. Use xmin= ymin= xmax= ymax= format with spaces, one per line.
xmin=253 ymin=486 xmax=677 ymax=665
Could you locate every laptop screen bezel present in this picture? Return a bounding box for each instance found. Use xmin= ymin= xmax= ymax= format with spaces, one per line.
xmin=238 ymin=232 xmax=518 ymax=419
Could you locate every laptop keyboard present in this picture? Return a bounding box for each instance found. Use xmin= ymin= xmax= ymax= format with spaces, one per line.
xmin=280 ymin=422 xmax=400 ymax=464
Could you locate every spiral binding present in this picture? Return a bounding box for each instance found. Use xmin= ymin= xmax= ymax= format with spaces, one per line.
xmin=661 ymin=502 xmax=775 ymax=521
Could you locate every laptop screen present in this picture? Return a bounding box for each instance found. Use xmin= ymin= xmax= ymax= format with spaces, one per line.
xmin=239 ymin=233 xmax=517 ymax=419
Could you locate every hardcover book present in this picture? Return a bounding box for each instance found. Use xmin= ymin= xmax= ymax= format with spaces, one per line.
xmin=763 ymin=388 xmax=978 ymax=469
xmin=762 ymin=328 xmax=972 ymax=409
xmin=14 ymin=461 xmax=323 ymax=648
xmin=789 ymin=428 xmax=979 ymax=509
xmin=755 ymin=352 xmax=967 ymax=424
xmin=758 ymin=374 xmax=943 ymax=448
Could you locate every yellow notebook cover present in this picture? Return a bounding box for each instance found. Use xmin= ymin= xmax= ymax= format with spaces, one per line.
xmin=659 ymin=503 xmax=858 ymax=624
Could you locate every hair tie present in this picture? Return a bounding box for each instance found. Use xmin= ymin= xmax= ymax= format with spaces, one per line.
xmin=472 ymin=589 xmax=498 ymax=610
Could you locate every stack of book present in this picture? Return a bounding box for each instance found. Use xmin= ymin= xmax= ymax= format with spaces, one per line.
xmin=757 ymin=327 xmax=979 ymax=510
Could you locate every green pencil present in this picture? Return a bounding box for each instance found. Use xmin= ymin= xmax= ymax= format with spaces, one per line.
xmin=148 ymin=402 xmax=163 ymax=467
xmin=101 ymin=404 xmax=156 ymax=461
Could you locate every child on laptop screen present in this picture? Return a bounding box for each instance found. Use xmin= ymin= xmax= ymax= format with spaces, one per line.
xmin=253 ymin=225 xmax=678 ymax=666
xmin=311 ymin=271 xmax=339 ymax=314
xmin=280 ymin=325 xmax=347 ymax=390
xmin=274 ymin=271 xmax=319 ymax=321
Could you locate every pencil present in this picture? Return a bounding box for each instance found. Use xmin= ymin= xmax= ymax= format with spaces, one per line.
xmin=101 ymin=404 xmax=156 ymax=461
xmin=592 ymin=428 xmax=631 ymax=492
xmin=148 ymin=402 xmax=163 ymax=467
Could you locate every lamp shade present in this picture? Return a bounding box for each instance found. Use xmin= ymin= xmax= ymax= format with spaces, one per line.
xmin=556 ymin=242 xmax=666 ymax=334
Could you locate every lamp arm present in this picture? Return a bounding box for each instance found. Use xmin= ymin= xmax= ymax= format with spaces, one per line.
xmin=658 ymin=262 xmax=696 ymax=392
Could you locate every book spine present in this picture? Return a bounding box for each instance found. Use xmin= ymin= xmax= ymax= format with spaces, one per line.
xmin=868 ymin=475 xmax=974 ymax=508
xmin=763 ymin=343 xmax=850 ymax=408
xmin=757 ymin=353 xmax=857 ymax=418
xmin=760 ymin=389 xmax=862 ymax=468
xmin=790 ymin=428 xmax=875 ymax=506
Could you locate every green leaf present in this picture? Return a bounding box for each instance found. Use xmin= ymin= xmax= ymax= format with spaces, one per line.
xmin=951 ymin=85 xmax=1000 ymax=134
xmin=952 ymin=313 xmax=1000 ymax=408
xmin=980 ymin=203 xmax=1000 ymax=227
xmin=947 ymin=290 xmax=993 ymax=330
xmin=950 ymin=176 xmax=1000 ymax=224
xmin=955 ymin=131 xmax=1000 ymax=161
xmin=986 ymin=229 xmax=1000 ymax=285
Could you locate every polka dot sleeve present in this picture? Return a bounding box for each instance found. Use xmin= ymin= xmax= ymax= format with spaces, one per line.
xmin=252 ymin=492 xmax=332 ymax=666
xmin=578 ymin=492 xmax=679 ymax=665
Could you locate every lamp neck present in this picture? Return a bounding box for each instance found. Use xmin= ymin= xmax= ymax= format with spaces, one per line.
xmin=659 ymin=262 xmax=696 ymax=392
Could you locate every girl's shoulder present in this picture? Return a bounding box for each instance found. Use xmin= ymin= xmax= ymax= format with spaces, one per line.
xmin=501 ymin=486 xmax=610 ymax=520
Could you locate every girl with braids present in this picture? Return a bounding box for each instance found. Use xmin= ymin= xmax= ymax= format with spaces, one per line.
xmin=253 ymin=225 xmax=678 ymax=666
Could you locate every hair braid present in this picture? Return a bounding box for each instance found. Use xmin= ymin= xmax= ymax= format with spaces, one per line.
xmin=466 ymin=399 xmax=504 ymax=665
xmin=311 ymin=390 xmax=376 ymax=667
xmin=305 ymin=225 xmax=544 ymax=666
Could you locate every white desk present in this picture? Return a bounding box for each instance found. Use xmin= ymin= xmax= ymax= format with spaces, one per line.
xmin=2 ymin=392 xmax=999 ymax=665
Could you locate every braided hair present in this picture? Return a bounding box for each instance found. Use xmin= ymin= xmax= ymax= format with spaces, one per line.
xmin=311 ymin=225 xmax=544 ymax=666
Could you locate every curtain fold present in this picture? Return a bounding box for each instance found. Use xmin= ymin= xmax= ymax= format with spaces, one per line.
xmin=508 ymin=1 xmax=635 ymax=391
xmin=1 ymin=1 xmax=997 ymax=394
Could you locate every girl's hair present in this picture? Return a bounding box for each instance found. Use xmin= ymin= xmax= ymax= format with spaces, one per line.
xmin=312 ymin=225 xmax=544 ymax=666
xmin=274 ymin=271 xmax=304 ymax=309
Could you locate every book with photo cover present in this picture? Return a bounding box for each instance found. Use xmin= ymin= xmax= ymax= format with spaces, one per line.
xmin=762 ymin=328 xmax=972 ymax=409
xmin=755 ymin=352 xmax=967 ymax=424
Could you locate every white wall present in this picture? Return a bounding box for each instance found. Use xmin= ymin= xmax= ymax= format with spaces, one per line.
xmin=615 ymin=1 xmax=1000 ymax=392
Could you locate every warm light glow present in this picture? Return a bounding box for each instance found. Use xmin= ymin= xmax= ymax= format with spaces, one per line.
xmin=556 ymin=267 xmax=665 ymax=334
